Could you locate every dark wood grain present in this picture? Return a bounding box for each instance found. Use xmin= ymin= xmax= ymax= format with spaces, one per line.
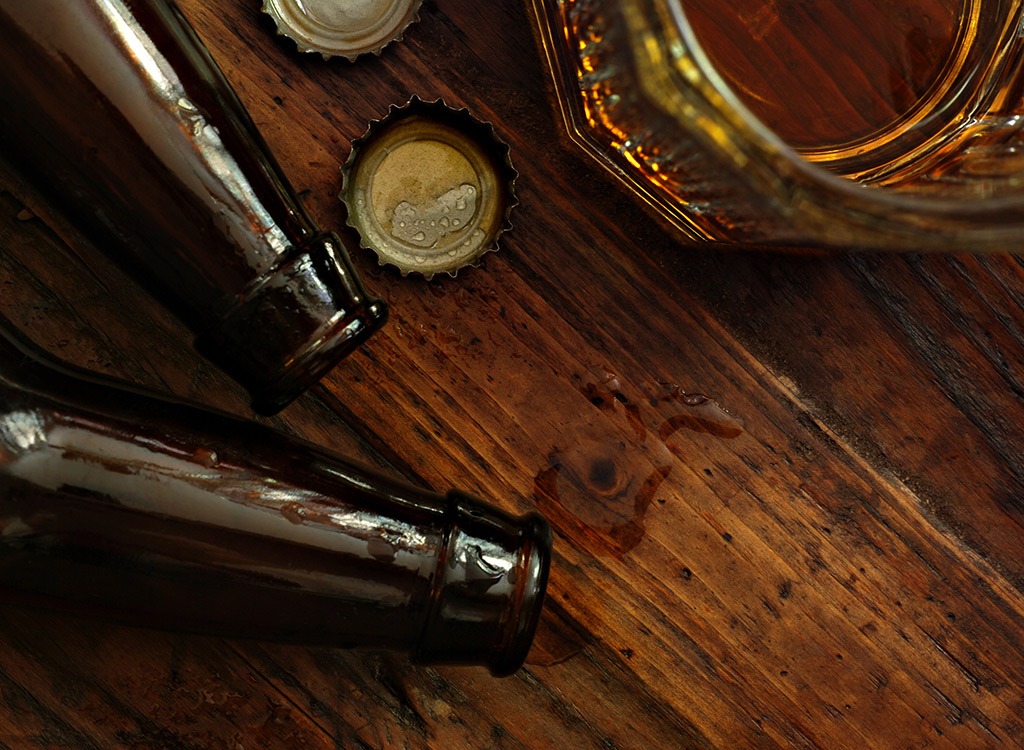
xmin=2 ymin=0 xmax=1024 ymax=747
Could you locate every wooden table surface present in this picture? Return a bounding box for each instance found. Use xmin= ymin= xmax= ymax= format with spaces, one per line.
xmin=3 ymin=1 xmax=1024 ymax=747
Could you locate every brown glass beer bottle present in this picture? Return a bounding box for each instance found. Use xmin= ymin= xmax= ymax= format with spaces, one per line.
xmin=0 ymin=0 xmax=386 ymax=414
xmin=0 ymin=321 xmax=550 ymax=676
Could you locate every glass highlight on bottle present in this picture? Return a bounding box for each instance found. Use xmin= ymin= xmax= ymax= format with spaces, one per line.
xmin=0 ymin=320 xmax=550 ymax=676
xmin=531 ymin=0 xmax=1024 ymax=250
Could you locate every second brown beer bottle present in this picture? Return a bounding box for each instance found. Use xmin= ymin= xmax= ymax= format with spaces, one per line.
xmin=0 ymin=0 xmax=386 ymax=414
xmin=0 ymin=319 xmax=551 ymax=676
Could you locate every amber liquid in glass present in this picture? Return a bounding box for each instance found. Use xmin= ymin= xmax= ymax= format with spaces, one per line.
xmin=687 ymin=0 xmax=1024 ymax=185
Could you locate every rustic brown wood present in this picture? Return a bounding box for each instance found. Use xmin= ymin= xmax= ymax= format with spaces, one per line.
xmin=2 ymin=0 xmax=1024 ymax=747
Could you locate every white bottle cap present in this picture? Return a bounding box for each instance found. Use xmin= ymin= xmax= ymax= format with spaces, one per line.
xmin=262 ymin=0 xmax=421 ymax=60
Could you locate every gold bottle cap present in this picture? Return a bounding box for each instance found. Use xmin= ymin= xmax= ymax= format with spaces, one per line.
xmin=340 ymin=98 xmax=517 ymax=279
xmin=261 ymin=0 xmax=421 ymax=60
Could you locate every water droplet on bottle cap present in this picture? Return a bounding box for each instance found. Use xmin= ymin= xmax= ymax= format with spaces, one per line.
xmin=340 ymin=97 xmax=517 ymax=279
xmin=261 ymin=0 xmax=421 ymax=60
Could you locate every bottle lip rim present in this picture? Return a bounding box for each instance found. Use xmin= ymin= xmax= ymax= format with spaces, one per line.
xmin=486 ymin=512 xmax=553 ymax=677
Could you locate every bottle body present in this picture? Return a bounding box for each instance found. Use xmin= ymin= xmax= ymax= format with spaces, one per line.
xmin=0 ymin=0 xmax=386 ymax=413
xmin=0 ymin=324 xmax=550 ymax=676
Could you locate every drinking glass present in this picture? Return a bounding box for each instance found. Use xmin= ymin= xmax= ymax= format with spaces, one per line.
xmin=531 ymin=0 xmax=1024 ymax=250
